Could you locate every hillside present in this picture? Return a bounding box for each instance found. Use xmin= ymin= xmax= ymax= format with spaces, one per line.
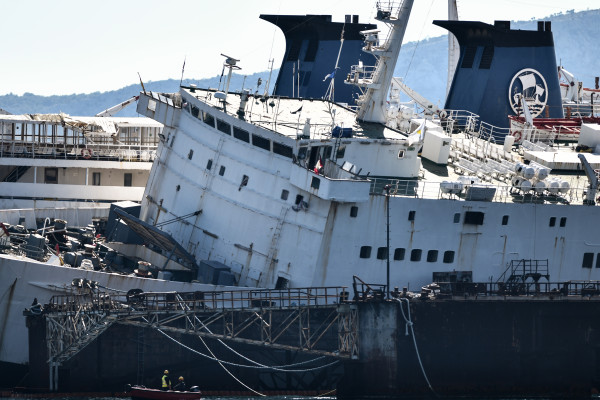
xmin=1 ymin=9 xmax=598 ymax=117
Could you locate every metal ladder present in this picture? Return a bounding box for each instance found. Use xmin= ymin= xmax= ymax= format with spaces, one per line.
xmin=264 ymin=206 xmax=289 ymax=283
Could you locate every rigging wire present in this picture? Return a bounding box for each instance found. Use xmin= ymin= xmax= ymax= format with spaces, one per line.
xmin=156 ymin=326 xmax=339 ymax=372
xmin=174 ymin=294 xmax=338 ymax=371
xmin=403 ymin=0 xmax=435 ymax=81
xmin=153 ymin=326 xmax=266 ymax=397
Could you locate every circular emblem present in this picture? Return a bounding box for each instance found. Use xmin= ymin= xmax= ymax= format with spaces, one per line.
xmin=508 ymin=68 xmax=548 ymax=117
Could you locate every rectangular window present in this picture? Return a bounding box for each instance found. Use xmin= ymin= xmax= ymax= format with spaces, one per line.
xmin=410 ymin=249 xmax=422 ymax=262
xmin=596 ymin=254 xmax=600 ymax=268
xmin=443 ymin=250 xmax=455 ymax=264
xmin=92 ymin=172 xmax=101 ymax=186
xmin=216 ymin=119 xmax=231 ymax=135
xmin=583 ymin=253 xmax=594 ymax=269
xmin=188 ymin=149 xmax=194 ymax=160
xmin=464 ymin=211 xmax=484 ymax=225
xmin=336 ymin=147 xmax=346 ymax=159
xmin=408 ymin=211 xmax=416 ymax=221
xmin=206 ymin=159 xmax=213 ymax=170
xmin=252 ymin=134 xmax=270 ymax=151
xmin=427 ymin=250 xmax=438 ymax=262
xmin=560 ymin=217 xmax=567 ymax=227
xmin=45 ymin=167 xmax=58 ymax=184
xmin=350 ymin=206 xmax=358 ymax=218
xmin=124 ymin=173 xmax=132 ymax=187
xmin=219 ymin=166 xmax=226 ymax=176
xmin=191 ymin=106 xmax=200 ymax=118
xmin=376 ymin=247 xmax=388 ymax=260
xmin=281 ymin=190 xmax=289 ymax=201
xmin=502 ymin=215 xmax=509 ymax=225
xmin=202 ymin=111 xmax=215 ymax=127
xmin=360 ymin=246 xmax=372 ymax=259
xmin=273 ymin=142 xmax=293 ymax=158
xmin=394 ymin=248 xmax=405 ymax=261
xmin=233 ymin=126 xmax=250 ymax=143
xmin=311 ymin=176 xmax=320 ymax=189
xmin=549 ymin=217 xmax=556 ymax=227
xmin=453 ymin=213 xmax=460 ymax=223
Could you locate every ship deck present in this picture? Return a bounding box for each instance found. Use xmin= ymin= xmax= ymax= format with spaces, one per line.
xmin=182 ymin=87 xmax=408 ymax=140
xmin=181 ymin=87 xmax=596 ymax=206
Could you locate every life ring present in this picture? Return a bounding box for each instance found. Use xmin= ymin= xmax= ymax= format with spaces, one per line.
xmin=512 ymin=131 xmax=522 ymax=142
xmin=81 ymin=148 xmax=92 ymax=159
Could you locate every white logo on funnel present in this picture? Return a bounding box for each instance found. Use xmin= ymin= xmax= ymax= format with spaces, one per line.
xmin=508 ymin=68 xmax=548 ymax=117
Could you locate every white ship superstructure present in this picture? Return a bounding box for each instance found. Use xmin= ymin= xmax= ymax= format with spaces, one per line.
xmin=134 ymin=0 xmax=600 ymax=292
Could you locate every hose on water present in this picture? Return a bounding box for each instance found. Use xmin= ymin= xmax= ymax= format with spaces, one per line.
xmin=395 ymin=297 xmax=437 ymax=397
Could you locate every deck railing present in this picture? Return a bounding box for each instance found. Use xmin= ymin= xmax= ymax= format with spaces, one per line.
xmin=0 ymin=141 xmax=157 ymax=162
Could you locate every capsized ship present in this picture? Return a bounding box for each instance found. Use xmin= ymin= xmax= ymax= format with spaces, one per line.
xmin=135 ymin=0 xmax=600 ymax=293
xmin=4 ymin=0 xmax=600 ymax=395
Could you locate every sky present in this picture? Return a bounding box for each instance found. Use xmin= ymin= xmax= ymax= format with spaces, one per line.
xmin=0 ymin=0 xmax=596 ymax=96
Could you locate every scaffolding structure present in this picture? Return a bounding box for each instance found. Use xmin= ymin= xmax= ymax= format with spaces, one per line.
xmin=41 ymin=287 xmax=358 ymax=391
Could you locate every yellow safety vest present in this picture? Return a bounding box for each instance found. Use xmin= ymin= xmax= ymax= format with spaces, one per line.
xmin=162 ymin=375 xmax=169 ymax=388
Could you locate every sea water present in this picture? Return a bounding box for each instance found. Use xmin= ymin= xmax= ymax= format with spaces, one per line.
xmin=0 ymin=397 xmax=558 ymax=400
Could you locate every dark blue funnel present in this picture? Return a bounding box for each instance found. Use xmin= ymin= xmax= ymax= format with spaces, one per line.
xmin=435 ymin=20 xmax=564 ymax=132
xmin=260 ymin=14 xmax=376 ymax=106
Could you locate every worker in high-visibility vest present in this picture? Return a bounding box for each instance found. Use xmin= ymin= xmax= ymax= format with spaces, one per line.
xmin=161 ymin=370 xmax=172 ymax=390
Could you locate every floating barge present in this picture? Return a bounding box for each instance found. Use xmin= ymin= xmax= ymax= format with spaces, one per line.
xmin=21 ymin=277 xmax=600 ymax=398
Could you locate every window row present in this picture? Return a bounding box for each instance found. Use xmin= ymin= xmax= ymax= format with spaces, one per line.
xmin=43 ymin=168 xmax=132 ymax=187
xmin=359 ymin=246 xmax=455 ymax=263
xmin=348 ymin=207 xmax=567 ymax=228
xmin=185 ymin=104 xmax=293 ymax=158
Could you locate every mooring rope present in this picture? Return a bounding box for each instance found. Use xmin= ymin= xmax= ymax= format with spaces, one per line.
xmin=155 ymin=326 xmax=339 ymax=373
xmin=396 ymin=297 xmax=437 ymax=396
xmin=173 ymin=293 xmax=338 ymax=371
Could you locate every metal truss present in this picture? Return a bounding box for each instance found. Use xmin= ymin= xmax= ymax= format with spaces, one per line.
xmin=41 ymin=287 xmax=359 ymax=373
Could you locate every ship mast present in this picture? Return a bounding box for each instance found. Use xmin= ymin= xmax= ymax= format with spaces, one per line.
xmin=345 ymin=0 xmax=414 ymax=124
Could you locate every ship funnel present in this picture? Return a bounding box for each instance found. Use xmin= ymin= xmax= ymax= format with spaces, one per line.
xmin=435 ymin=20 xmax=563 ymax=137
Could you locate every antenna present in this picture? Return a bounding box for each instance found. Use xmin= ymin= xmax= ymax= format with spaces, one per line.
xmin=217 ymin=54 xmax=241 ymax=102
xmin=179 ymin=56 xmax=186 ymax=87
xmin=264 ymin=58 xmax=274 ymax=97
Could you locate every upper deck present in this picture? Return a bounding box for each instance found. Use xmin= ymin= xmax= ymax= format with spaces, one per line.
xmin=180 ymin=86 xmax=409 ymax=142
xmin=146 ymin=87 xmax=600 ymax=207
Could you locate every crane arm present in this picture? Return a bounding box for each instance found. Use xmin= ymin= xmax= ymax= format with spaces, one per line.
xmin=95 ymin=95 xmax=140 ymax=117
xmin=391 ymin=78 xmax=441 ymax=115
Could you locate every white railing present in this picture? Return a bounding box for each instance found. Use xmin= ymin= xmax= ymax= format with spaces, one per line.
xmin=368 ymin=177 xmax=584 ymax=205
xmin=0 ymin=141 xmax=157 ymax=162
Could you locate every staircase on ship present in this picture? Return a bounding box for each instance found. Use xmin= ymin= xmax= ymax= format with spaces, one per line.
xmin=497 ymin=259 xmax=550 ymax=294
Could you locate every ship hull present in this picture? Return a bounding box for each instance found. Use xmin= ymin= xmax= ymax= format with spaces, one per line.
xmin=0 ymin=254 xmax=239 ymax=369
xmin=338 ymin=299 xmax=600 ymax=399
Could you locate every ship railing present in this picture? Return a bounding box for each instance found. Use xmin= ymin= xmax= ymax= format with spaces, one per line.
xmin=477 ymin=121 xmax=510 ymax=144
xmin=44 ymin=292 xmax=118 ymax=314
xmin=433 ymin=280 xmax=600 ymax=298
xmin=444 ymin=109 xmax=480 ymax=135
xmin=0 ymin=141 xmax=157 ymax=162
xmin=346 ymin=64 xmax=378 ymax=85
xmin=44 ymin=287 xmax=351 ymax=315
xmin=368 ymin=177 xmax=587 ymax=205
